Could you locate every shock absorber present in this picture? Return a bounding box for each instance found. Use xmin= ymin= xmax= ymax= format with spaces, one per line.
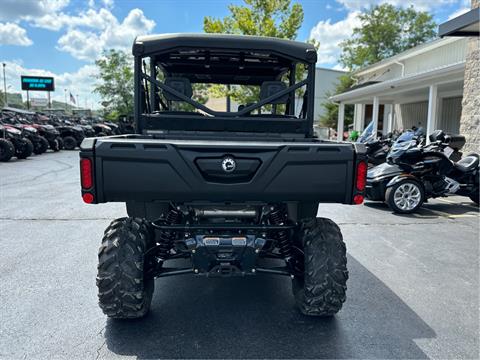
xmin=156 ymin=208 xmax=182 ymax=261
xmin=269 ymin=208 xmax=293 ymax=262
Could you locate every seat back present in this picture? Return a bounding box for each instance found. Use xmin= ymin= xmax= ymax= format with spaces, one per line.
xmin=259 ymin=81 xmax=288 ymax=104
xmin=163 ymin=77 xmax=193 ymax=101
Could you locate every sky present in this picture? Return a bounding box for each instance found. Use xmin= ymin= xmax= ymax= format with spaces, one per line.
xmin=0 ymin=0 xmax=472 ymax=109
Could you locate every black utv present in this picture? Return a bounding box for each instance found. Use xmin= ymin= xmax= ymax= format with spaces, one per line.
xmin=79 ymin=34 xmax=367 ymax=319
xmin=56 ymin=121 xmax=85 ymax=150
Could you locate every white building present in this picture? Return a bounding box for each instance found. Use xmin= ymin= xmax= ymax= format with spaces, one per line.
xmin=330 ymin=37 xmax=470 ymax=141
xmin=312 ymin=67 xmax=346 ymax=121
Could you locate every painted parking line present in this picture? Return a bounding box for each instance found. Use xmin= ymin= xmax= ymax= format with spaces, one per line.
xmin=447 ymin=214 xmax=479 ymax=218
xmin=436 ymin=198 xmax=479 ymax=210
xmin=414 ymin=207 xmax=480 ymax=219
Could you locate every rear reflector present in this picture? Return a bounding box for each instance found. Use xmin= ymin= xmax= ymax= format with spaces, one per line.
xmin=80 ymin=158 xmax=93 ymax=189
xmin=82 ymin=193 xmax=94 ymax=204
xmin=356 ymin=161 xmax=367 ymax=191
xmin=353 ymin=194 xmax=364 ymax=205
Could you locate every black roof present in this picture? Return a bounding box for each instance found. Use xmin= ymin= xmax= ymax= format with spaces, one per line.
xmin=439 ymin=8 xmax=479 ymax=37
xmin=132 ymin=33 xmax=317 ymax=63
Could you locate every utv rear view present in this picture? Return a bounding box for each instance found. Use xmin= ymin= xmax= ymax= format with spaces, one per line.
xmin=80 ymin=33 xmax=367 ymax=318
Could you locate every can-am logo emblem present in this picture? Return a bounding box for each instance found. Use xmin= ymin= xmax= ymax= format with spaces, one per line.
xmin=221 ymin=157 xmax=236 ymax=173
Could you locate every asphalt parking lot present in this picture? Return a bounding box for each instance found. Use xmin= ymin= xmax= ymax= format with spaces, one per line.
xmin=0 ymin=150 xmax=478 ymax=359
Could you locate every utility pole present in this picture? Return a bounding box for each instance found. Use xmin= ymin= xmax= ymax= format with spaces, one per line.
xmin=64 ymin=89 xmax=67 ymax=113
xmin=2 ymin=63 xmax=7 ymax=107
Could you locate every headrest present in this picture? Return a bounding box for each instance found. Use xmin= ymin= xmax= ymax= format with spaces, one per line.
xmin=429 ymin=130 xmax=445 ymax=143
xmin=163 ymin=77 xmax=193 ymax=101
xmin=260 ymin=81 xmax=288 ymax=104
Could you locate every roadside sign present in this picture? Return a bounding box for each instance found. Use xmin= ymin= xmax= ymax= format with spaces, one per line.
xmin=21 ymin=76 xmax=55 ymax=91
xmin=6 ymin=93 xmax=23 ymax=106
xmin=31 ymin=98 xmax=49 ymax=107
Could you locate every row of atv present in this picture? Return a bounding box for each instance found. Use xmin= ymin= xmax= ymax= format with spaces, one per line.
xmin=0 ymin=116 xmax=61 ymax=162
xmin=0 ymin=109 xmax=130 ymax=162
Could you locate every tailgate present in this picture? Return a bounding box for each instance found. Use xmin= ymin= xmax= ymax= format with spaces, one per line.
xmin=81 ymin=137 xmax=360 ymax=204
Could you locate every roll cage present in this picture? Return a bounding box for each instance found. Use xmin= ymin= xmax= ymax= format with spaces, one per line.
xmin=133 ymin=33 xmax=317 ymax=137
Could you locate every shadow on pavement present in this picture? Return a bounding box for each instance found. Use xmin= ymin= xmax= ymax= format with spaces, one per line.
xmin=103 ymin=256 xmax=435 ymax=359
xmin=364 ymin=199 xmax=477 ymax=218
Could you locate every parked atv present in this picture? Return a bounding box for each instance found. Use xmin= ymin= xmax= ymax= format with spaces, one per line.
xmin=0 ymin=126 xmax=15 ymax=162
xmin=0 ymin=113 xmax=48 ymax=155
xmin=92 ymin=123 xmax=113 ymax=136
xmin=32 ymin=114 xmax=62 ymax=151
xmin=80 ymin=34 xmax=368 ymax=319
xmin=78 ymin=123 xmax=96 ymax=138
xmin=56 ymin=123 xmax=85 ymax=150
xmin=0 ymin=124 xmax=33 ymax=159
xmin=103 ymin=122 xmax=121 ymax=135
xmin=16 ymin=124 xmax=49 ymax=155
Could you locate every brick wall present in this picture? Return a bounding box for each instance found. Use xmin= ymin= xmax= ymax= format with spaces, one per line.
xmin=459 ymin=0 xmax=480 ymax=152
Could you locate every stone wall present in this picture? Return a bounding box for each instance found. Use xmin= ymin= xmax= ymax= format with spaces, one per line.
xmin=459 ymin=0 xmax=480 ymax=152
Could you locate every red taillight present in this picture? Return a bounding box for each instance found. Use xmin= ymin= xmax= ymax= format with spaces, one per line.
xmin=353 ymin=194 xmax=364 ymax=204
xmin=80 ymin=158 xmax=93 ymax=189
xmin=82 ymin=193 xmax=94 ymax=204
xmin=356 ymin=161 xmax=367 ymax=191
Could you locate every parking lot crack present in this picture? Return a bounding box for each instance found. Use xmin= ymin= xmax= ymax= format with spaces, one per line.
xmin=95 ymin=340 xmax=106 ymax=360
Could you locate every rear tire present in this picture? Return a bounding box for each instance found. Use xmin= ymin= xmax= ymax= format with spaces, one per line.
xmin=49 ymin=138 xmax=60 ymax=152
xmin=97 ymin=217 xmax=154 ymax=319
xmin=62 ymin=136 xmax=77 ymax=150
xmin=293 ymin=218 xmax=348 ymax=316
xmin=16 ymin=138 xmax=33 ymax=159
xmin=33 ymin=136 xmax=49 ymax=154
xmin=386 ymin=179 xmax=424 ymax=214
xmin=0 ymin=138 xmax=14 ymax=162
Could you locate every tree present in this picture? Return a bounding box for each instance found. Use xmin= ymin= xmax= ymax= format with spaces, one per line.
xmin=94 ymin=49 xmax=134 ymax=120
xmin=340 ymin=4 xmax=436 ymax=70
xmin=320 ymin=75 xmax=354 ymax=129
xmin=203 ymin=0 xmax=304 ymax=105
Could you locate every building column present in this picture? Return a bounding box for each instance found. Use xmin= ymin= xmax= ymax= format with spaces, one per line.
xmin=383 ymin=104 xmax=393 ymax=135
xmin=359 ymin=104 xmax=365 ymax=131
xmin=372 ymin=96 xmax=379 ymax=136
xmin=353 ymin=104 xmax=359 ymax=131
xmin=426 ymin=84 xmax=438 ymax=143
xmin=353 ymin=104 xmax=365 ymax=131
xmin=337 ymin=102 xmax=345 ymax=141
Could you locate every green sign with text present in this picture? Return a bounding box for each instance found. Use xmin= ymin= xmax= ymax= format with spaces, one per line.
xmin=21 ymin=76 xmax=55 ymax=91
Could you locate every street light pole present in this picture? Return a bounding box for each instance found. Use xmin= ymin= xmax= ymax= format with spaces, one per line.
xmin=2 ymin=63 xmax=7 ymax=107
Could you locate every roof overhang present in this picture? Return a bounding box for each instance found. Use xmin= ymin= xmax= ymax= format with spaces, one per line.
xmin=439 ymin=8 xmax=480 ymax=37
xmin=330 ymin=61 xmax=465 ymax=104
xmin=352 ymin=37 xmax=460 ymax=76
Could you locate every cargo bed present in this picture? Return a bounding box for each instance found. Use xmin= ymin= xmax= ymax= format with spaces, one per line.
xmin=80 ymin=135 xmax=365 ymax=204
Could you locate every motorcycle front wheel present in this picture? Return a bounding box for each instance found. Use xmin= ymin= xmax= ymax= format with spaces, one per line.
xmin=386 ymin=179 xmax=425 ymax=214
